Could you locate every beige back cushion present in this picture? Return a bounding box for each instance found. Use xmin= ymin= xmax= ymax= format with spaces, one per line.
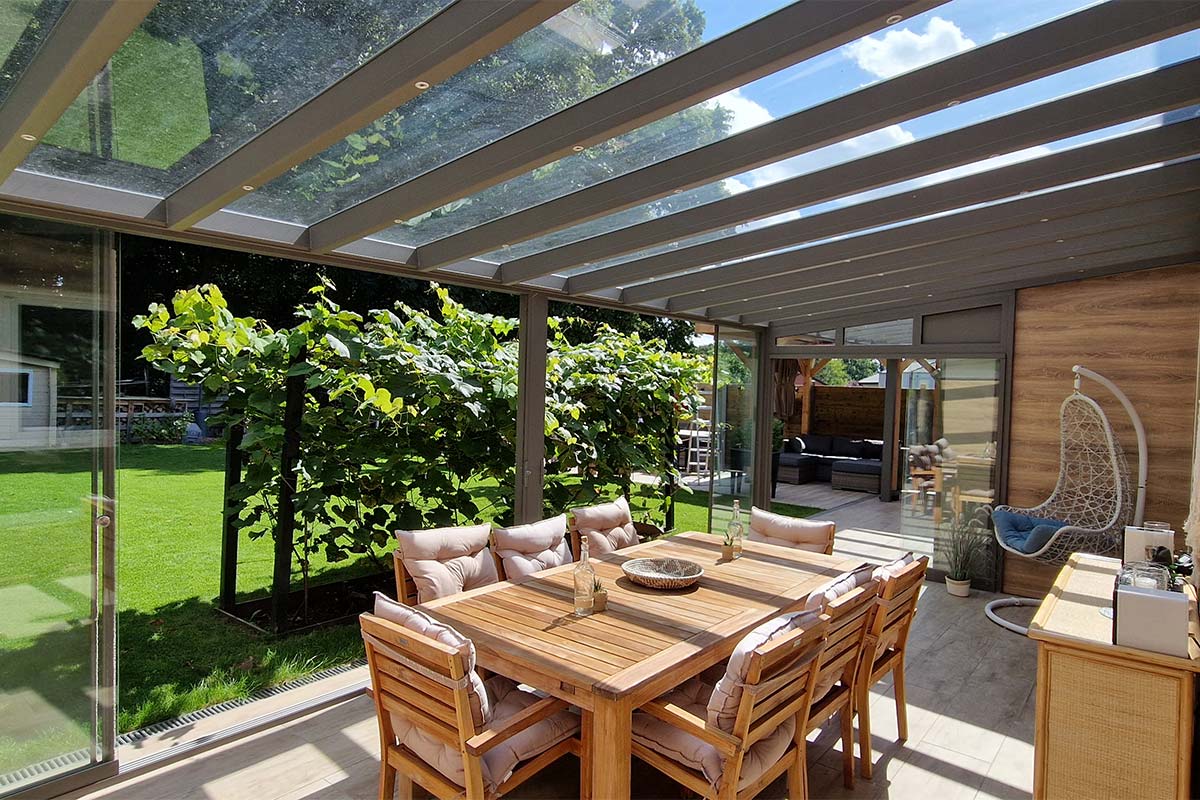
xmin=707 ymin=609 xmax=822 ymax=732
xmin=803 ymin=564 xmax=876 ymax=613
xmin=873 ymin=552 xmax=916 ymax=583
xmin=492 ymin=514 xmax=571 ymax=579
xmin=396 ymin=524 xmax=499 ymax=604
xmin=572 ymin=496 xmax=639 ymax=555
xmin=747 ymin=507 xmax=835 ymax=552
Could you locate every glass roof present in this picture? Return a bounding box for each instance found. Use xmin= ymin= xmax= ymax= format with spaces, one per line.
xmin=535 ymin=30 xmax=1200 ymax=281
xmin=17 ymin=0 xmax=454 ymax=196
xmin=617 ymin=111 xmax=1197 ymax=294
xmin=229 ymin=0 xmax=790 ymax=226
xmin=365 ymin=0 xmax=1100 ymax=256
xmin=0 ymin=0 xmax=70 ymax=107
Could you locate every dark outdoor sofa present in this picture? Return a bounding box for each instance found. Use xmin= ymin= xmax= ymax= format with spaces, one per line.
xmin=778 ymin=434 xmax=884 ymax=492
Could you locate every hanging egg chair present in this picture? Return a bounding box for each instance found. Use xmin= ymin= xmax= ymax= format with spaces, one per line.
xmin=985 ymin=366 xmax=1146 ymax=634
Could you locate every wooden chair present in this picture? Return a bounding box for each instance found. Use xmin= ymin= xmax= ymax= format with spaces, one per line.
xmin=630 ymin=613 xmax=830 ymax=800
xmin=855 ymin=556 xmax=928 ymax=780
xmin=361 ymin=609 xmax=582 ymax=800
xmin=392 ymin=551 xmax=418 ymax=606
xmin=803 ymin=573 xmax=880 ymax=789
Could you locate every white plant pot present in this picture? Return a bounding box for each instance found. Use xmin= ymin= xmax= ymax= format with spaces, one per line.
xmin=945 ymin=577 xmax=971 ymax=597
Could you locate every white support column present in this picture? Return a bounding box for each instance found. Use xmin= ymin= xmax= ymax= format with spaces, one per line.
xmin=514 ymin=293 xmax=548 ymax=524
xmin=752 ymin=330 xmax=774 ymax=510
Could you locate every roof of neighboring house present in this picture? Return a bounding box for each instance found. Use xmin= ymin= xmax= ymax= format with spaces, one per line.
xmin=0 ymin=351 xmax=59 ymax=369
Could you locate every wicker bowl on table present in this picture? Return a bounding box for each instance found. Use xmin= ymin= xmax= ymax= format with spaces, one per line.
xmin=621 ymin=557 xmax=704 ymax=590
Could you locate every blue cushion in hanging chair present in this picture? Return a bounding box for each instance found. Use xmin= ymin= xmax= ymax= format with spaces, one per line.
xmin=993 ymin=509 xmax=1071 ymax=555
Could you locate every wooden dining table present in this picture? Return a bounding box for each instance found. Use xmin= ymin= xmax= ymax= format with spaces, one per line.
xmin=421 ymin=531 xmax=862 ymax=799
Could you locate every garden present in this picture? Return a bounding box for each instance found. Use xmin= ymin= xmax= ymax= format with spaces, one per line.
xmin=0 ymin=277 xmax=824 ymax=778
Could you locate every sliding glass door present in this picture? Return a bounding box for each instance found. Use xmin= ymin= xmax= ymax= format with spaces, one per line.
xmin=709 ymin=327 xmax=758 ymax=533
xmin=0 ymin=216 xmax=116 ymax=796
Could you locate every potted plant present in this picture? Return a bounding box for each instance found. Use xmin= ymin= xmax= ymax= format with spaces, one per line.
xmin=592 ymin=578 xmax=608 ymax=612
xmin=725 ymin=419 xmax=785 ymax=494
xmin=943 ymin=514 xmax=990 ymax=597
xmin=720 ymin=529 xmax=736 ymax=561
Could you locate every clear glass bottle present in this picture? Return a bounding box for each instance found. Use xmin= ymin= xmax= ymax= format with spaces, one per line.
xmin=728 ymin=499 xmax=744 ymax=558
xmin=573 ymin=534 xmax=596 ymax=616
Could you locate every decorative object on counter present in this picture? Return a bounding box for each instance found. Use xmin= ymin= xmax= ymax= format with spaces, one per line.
xmin=592 ymin=577 xmax=608 ymax=612
xmin=1112 ymin=559 xmax=1192 ymax=658
xmin=1123 ymin=523 xmax=1175 ymax=563
xmin=621 ymin=557 xmax=703 ymax=590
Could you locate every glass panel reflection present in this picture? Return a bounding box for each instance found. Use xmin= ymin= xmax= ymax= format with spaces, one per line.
xmin=0 ymin=0 xmax=70 ymax=107
xmin=233 ymin=0 xmax=787 ymax=226
xmin=20 ymin=0 xmax=453 ymax=196
xmin=844 ymin=319 xmax=913 ymax=346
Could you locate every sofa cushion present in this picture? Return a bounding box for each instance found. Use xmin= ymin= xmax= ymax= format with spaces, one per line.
xmin=632 ymin=675 xmax=796 ymax=792
xmin=782 ymin=437 xmax=805 ymax=454
xmin=860 ymin=439 xmax=884 ymax=460
xmin=778 ymin=452 xmax=806 ymax=468
xmin=831 ymin=458 xmax=882 ymax=476
xmin=396 ymin=524 xmax=499 ymax=604
xmin=831 ymin=437 xmax=862 ymax=458
xmin=993 ymin=509 xmax=1069 ymax=554
xmin=492 ymin=514 xmax=571 ymax=580
xmin=747 ymin=506 xmax=835 ymax=553
xmin=572 ymin=496 xmax=640 ymax=556
xmin=708 ymin=609 xmax=822 ymax=732
xmin=800 ymin=433 xmax=833 ymax=455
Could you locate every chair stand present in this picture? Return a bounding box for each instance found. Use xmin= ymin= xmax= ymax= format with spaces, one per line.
xmin=984 ymin=597 xmax=1040 ymax=636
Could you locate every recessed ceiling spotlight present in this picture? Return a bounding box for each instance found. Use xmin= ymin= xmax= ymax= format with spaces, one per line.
xmin=672 ymin=189 xmax=684 ymax=194
xmin=1068 ymin=256 xmax=1076 ymax=260
xmin=886 ymin=14 xmax=903 ymax=24
xmin=946 ymin=99 xmax=960 ymax=107
xmin=572 ymin=145 xmax=584 ymax=152
xmin=1055 ymin=239 xmax=1064 ymax=243
xmin=393 ymin=218 xmax=403 ymax=224
xmin=414 ymin=80 xmax=430 ymax=90
xmin=927 ymin=293 xmax=934 ymax=297
xmin=501 ymin=243 xmax=511 ymax=249
xmin=19 ymin=133 xmax=36 ymax=142
xmin=241 ymin=184 xmax=255 ymax=192
xmin=1039 ymin=218 xmax=1049 ymax=223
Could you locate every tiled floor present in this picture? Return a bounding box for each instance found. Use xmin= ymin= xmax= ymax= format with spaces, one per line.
xmin=73 ymin=582 xmax=1039 ymax=800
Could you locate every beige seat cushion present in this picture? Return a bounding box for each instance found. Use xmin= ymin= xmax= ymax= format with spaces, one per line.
xmin=371 ymin=594 xmax=577 ymax=792
xmin=492 ymin=515 xmax=571 ymax=580
xmin=396 ymin=524 xmax=499 ymax=603
xmin=632 ymin=676 xmax=796 ymax=792
xmin=571 ymin=496 xmax=639 ymax=556
xmin=801 ymin=565 xmax=875 ymax=700
xmin=746 ymin=507 xmax=835 ymax=552
xmin=872 ymin=552 xmax=916 ymax=583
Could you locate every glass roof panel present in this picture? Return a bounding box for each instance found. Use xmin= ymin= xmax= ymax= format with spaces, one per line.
xmin=0 ymin=0 xmax=70 ymax=106
xmin=231 ymin=0 xmax=789 ymax=226
xmin=373 ymin=0 xmax=1100 ymax=254
xmin=530 ymin=29 xmax=1200 ymax=279
xmin=605 ymin=108 xmax=1197 ymax=290
xmin=18 ymin=0 xmax=453 ymax=197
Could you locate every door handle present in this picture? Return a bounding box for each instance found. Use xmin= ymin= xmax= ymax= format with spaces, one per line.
xmin=95 ymin=514 xmax=112 ymax=528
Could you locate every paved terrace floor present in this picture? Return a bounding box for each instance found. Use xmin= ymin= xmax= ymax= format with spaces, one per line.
xmin=72 ymin=582 xmax=1039 ymax=800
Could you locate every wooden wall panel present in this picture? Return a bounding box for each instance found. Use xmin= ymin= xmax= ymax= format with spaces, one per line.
xmin=1004 ymin=263 xmax=1200 ymax=596
xmin=806 ymin=386 xmax=885 ymax=439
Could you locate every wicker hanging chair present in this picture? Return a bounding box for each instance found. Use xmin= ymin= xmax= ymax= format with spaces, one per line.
xmin=993 ymin=392 xmax=1132 ymax=565
xmin=986 ymin=366 xmax=1144 ymax=635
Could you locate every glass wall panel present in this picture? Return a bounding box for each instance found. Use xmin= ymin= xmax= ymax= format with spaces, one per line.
xmin=20 ymin=0 xmax=453 ymax=196
xmin=709 ymin=328 xmax=756 ymax=534
xmin=845 ymin=319 xmax=912 ymax=346
xmin=232 ymin=0 xmax=788 ymax=226
xmin=899 ymin=357 xmax=1001 ymax=587
xmin=776 ymin=330 xmax=835 ymax=347
xmin=0 ymin=215 xmax=112 ymax=792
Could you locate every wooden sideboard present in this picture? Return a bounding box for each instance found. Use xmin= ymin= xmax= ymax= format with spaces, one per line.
xmin=1028 ymin=554 xmax=1200 ymax=800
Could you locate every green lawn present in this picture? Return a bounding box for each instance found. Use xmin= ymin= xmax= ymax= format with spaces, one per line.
xmin=0 ymin=444 xmax=818 ymax=774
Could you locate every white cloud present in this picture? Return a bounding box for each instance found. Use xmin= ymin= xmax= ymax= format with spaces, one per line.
xmin=842 ymin=16 xmax=975 ymax=79
xmin=723 ymin=177 xmax=751 ymax=195
xmin=915 ymin=144 xmax=1054 ymax=186
xmin=709 ymin=88 xmax=774 ymax=134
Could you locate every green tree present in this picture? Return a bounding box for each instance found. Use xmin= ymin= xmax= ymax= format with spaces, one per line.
xmin=815 ymin=359 xmax=850 ymax=386
xmin=843 ymin=358 xmax=880 ymax=382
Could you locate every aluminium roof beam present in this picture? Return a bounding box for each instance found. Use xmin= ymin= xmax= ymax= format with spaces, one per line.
xmin=538 ymin=57 xmax=1200 ymax=292
xmin=424 ymin=0 xmax=1200 ymax=280
xmin=0 ymin=0 xmax=156 ymax=182
xmin=161 ymin=0 xmax=572 ymax=231
xmin=722 ymin=214 xmax=1196 ymax=321
xmin=307 ymin=0 xmax=945 ymax=255
xmin=759 ymin=236 xmax=1200 ymax=329
xmin=619 ymin=116 xmax=1200 ymax=306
